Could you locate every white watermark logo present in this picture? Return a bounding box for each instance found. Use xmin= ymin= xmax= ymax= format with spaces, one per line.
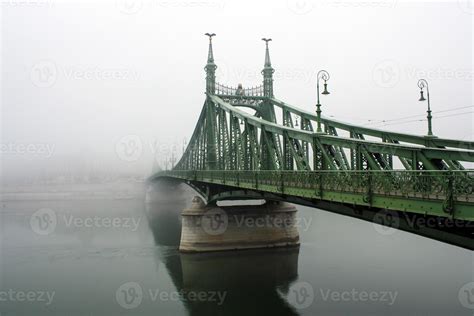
xmin=372 ymin=61 xmax=472 ymax=88
xmin=319 ymin=288 xmax=397 ymax=305
xmin=30 ymin=208 xmax=57 ymax=235
xmin=372 ymin=209 xmax=400 ymax=235
xmin=287 ymin=281 xmax=315 ymax=309
xmin=114 ymin=137 xmax=188 ymax=165
xmin=116 ymin=0 xmax=226 ymax=14
xmin=116 ymin=0 xmax=144 ymax=14
xmin=0 ymin=289 xmax=55 ymax=306
xmin=458 ymin=0 xmax=474 ymax=14
xmin=403 ymin=214 xmax=474 ymax=230
xmin=30 ymin=61 xmax=140 ymax=88
xmin=116 ymin=282 xmax=143 ymax=309
xmin=287 ymin=0 xmax=396 ymax=14
xmin=1 ymin=142 xmax=55 ymax=158
xmin=201 ymin=208 xmax=228 ymax=235
xmin=459 ymin=282 xmax=474 ymax=309
xmin=285 ymin=282 xmax=398 ymax=309
xmin=287 ymin=0 xmax=313 ymax=15
xmin=216 ymin=61 xmax=320 ymax=84
xmin=405 ymin=66 xmax=472 ymax=81
xmin=199 ymin=211 xmax=311 ymax=236
xmin=30 ymin=60 xmax=57 ymax=88
xmin=30 ymin=209 xmax=142 ymax=235
xmin=1 ymin=0 xmax=54 ymax=7
xmin=115 ymin=282 xmax=227 ymax=309
xmin=372 ymin=59 xmax=401 ymax=88
xmin=116 ymin=135 xmax=143 ymax=162
xmin=148 ymin=289 xmax=227 ymax=305
xmin=234 ymin=214 xmax=312 ymax=231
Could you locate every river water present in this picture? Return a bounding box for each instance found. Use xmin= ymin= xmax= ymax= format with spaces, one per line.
xmin=0 ymin=181 xmax=472 ymax=315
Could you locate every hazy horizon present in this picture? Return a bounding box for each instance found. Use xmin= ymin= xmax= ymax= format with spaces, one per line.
xmin=2 ymin=0 xmax=472 ymax=184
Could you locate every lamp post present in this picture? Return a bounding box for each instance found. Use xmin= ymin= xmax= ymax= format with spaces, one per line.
xmin=316 ymin=70 xmax=330 ymax=133
xmin=417 ymin=79 xmax=434 ymax=137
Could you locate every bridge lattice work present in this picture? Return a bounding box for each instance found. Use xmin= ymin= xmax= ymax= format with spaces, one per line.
xmin=151 ymin=35 xmax=474 ymax=225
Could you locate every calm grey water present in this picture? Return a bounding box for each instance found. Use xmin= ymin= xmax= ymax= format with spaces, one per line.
xmin=0 ymin=182 xmax=472 ymax=315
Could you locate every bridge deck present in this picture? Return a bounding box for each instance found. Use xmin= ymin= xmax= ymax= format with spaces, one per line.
xmin=153 ymin=170 xmax=474 ymax=222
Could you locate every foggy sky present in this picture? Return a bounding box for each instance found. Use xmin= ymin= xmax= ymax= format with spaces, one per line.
xmin=1 ymin=0 xmax=473 ymax=183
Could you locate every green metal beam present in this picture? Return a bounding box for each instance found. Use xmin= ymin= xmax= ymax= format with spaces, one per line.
xmin=152 ymin=170 xmax=474 ymax=222
xmin=270 ymin=98 xmax=474 ymax=150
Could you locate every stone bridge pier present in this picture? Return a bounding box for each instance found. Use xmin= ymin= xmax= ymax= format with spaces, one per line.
xmin=179 ymin=196 xmax=300 ymax=252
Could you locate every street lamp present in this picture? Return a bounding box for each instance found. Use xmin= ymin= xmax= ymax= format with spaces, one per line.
xmin=417 ymin=79 xmax=434 ymax=137
xmin=316 ymin=70 xmax=330 ymax=133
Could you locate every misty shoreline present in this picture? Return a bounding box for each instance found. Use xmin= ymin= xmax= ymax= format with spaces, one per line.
xmin=0 ymin=180 xmax=146 ymax=201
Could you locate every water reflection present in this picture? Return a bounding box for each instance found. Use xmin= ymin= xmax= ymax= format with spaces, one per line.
xmin=145 ymin=185 xmax=301 ymax=316
xmin=1 ymin=182 xmax=469 ymax=315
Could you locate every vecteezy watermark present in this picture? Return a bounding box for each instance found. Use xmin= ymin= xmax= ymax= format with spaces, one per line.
xmin=216 ymin=62 xmax=319 ymax=85
xmin=116 ymin=282 xmax=143 ymax=309
xmin=405 ymin=66 xmax=472 ymax=81
xmin=157 ymin=0 xmax=226 ymax=9
xmin=30 ymin=208 xmax=142 ymax=235
xmin=458 ymin=282 xmax=474 ymax=309
xmin=285 ymin=282 xmax=398 ymax=309
xmin=319 ymin=288 xmax=397 ymax=305
xmin=319 ymin=0 xmax=397 ymax=8
xmin=115 ymin=135 xmax=143 ymax=162
xmin=116 ymin=0 xmax=144 ymax=14
xmin=287 ymin=0 xmax=397 ymax=15
xmin=199 ymin=211 xmax=312 ymax=236
xmin=30 ymin=208 xmax=57 ymax=236
xmin=0 ymin=142 xmax=55 ymax=158
xmin=458 ymin=0 xmax=474 ymax=15
xmin=287 ymin=281 xmax=315 ymax=309
xmin=1 ymin=0 xmax=54 ymax=7
xmin=286 ymin=0 xmax=314 ymax=15
xmin=234 ymin=214 xmax=312 ymax=231
xmin=115 ymin=282 xmax=227 ymax=309
xmin=116 ymin=0 xmax=226 ymax=15
xmin=30 ymin=60 xmax=57 ymax=88
xmin=201 ymin=208 xmax=228 ymax=235
xmin=149 ymin=139 xmax=182 ymax=158
xmin=372 ymin=209 xmax=400 ymax=236
xmin=372 ymin=59 xmax=401 ymax=88
xmin=403 ymin=214 xmax=474 ymax=230
xmin=30 ymin=60 xmax=140 ymax=88
xmin=0 ymin=289 xmax=55 ymax=306
xmin=115 ymin=136 xmax=184 ymax=163
xmin=372 ymin=61 xmax=473 ymax=88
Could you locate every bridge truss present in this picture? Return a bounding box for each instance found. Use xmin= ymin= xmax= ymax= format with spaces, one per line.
xmin=150 ymin=35 xmax=474 ymax=247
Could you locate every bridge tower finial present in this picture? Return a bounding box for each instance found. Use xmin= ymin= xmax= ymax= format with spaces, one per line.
xmin=204 ymin=33 xmax=217 ymax=94
xmin=261 ymin=38 xmax=274 ymax=97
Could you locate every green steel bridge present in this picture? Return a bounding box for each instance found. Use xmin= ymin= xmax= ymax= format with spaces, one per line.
xmin=150 ymin=35 xmax=474 ymax=249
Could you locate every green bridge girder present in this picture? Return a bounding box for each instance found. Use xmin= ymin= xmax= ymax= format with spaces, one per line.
xmin=151 ymin=170 xmax=474 ymax=222
xmin=271 ymin=98 xmax=474 ymax=151
xmin=173 ymin=94 xmax=474 ymax=173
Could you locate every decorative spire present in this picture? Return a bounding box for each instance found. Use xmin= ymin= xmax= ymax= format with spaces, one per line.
xmin=205 ymin=33 xmax=216 ymax=64
xmin=204 ymin=33 xmax=217 ymax=94
xmin=261 ymin=38 xmax=274 ymax=97
xmin=262 ymin=38 xmax=272 ymax=68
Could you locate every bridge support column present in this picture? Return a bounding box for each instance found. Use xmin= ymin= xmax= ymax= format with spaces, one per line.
xmin=179 ymin=197 xmax=300 ymax=252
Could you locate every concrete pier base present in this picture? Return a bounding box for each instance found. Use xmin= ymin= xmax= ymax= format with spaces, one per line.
xmin=179 ymin=196 xmax=300 ymax=252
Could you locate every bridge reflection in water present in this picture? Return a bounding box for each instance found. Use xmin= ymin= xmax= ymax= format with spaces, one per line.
xmin=145 ymin=187 xmax=300 ymax=315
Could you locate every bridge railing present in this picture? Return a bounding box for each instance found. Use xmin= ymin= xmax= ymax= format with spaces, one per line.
xmin=215 ymin=82 xmax=264 ymax=97
xmin=158 ymin=170 xmax=474 ymax=203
